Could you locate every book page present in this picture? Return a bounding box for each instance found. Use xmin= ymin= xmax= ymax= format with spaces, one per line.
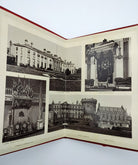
xmin=0 ymin=7 xmax=138 ymax=155
xmin=0 ymin=8 xmax=65 ymax=155
xmin=62 ymin=25 xmax=138 ymax=150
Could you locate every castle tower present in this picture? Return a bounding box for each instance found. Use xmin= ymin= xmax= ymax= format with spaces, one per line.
xmin=81 ymin=98 xmax=97 ymax=120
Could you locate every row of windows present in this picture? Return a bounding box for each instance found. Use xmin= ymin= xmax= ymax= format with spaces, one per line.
xmin=16 ymin=47 xmax=52 ymax=61
xmin=15 ymin=47 xmax=74 ymax=67
xmin=98 ymin=111 xmax=126 ymax=115
xmin=16 ymin=47 xmax=64 ymax=63
xmin=52 ymin=108 xmax=84 ymax=112
xmin=100 ymin=114 xmax=126 ymax=121
xmin=98 ymin=109 xmax=126 ymax=113
xmin=56 ymin=113 xmax=83 ymax=118
xmin=54 ymin=111 xmax=84 ymax=114
xmin=52 ymin=105 xmax=83 ymax=109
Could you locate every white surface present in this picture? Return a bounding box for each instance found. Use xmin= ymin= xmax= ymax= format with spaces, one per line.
xmin=0 ymin=0 xmax=138 ymax=38
xmin=0 ymin=139 xmax=138 ymax=165
xmin=0 ymin=0 xmax=138 ymax=164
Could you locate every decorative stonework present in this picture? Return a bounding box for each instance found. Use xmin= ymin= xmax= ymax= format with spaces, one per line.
xmin=85 ymin=38 xmax=131 ymax=91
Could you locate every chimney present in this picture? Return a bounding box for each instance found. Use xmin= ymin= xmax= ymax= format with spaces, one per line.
xmin=43 ymin=48 xmax=46 ymax=53
xmin=9 ymin=40 xmax=12 ymax=46
xmin=47 ymin=51 xmax=51 ymax=54
xmin=25 ymin=39 xmax=28 ymax=45
xmin=31 ymin=42 xmax=33 ymax=47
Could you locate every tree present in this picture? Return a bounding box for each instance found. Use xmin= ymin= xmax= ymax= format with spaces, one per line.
xmin=76 ymin=68 xmax=81 ymax=74
xmin=65 ymin=68 xmax=71 ymax=76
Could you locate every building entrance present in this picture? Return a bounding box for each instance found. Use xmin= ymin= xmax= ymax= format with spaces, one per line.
xmin=97 ymin=50 xmax=114 ymax=84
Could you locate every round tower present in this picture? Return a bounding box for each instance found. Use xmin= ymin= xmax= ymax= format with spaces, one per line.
xmin=81 ymin=98 xmax=97 ymax=120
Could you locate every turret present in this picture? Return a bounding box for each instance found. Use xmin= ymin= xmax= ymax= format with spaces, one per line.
xmin=81 ymin=98 xmax=97 ymax=115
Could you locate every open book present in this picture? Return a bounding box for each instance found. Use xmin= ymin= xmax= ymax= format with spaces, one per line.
xmin=0 ymin=6 xmax=138 ymax=155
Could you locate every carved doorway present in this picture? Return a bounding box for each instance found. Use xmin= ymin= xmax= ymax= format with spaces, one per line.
xmin=97 ymin=50 xmax=114 ymax=83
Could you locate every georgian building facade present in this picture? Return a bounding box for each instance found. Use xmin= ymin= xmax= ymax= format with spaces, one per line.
xmin=7 ymin=40 xmax=76 ymax=74
xmin=49 ymin=98 xmax=131 ymax=130
xmin=49 ymin=101 xmax=84 ymax=124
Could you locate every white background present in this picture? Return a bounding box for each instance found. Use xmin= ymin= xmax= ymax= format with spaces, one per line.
xmin=0 ymin=0 xmax=138 ymax=164
xmin=0 ymin=0 xmax=138 ymax=39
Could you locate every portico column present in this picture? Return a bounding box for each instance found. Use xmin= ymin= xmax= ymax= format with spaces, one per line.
xmin=39 ymin=55 xmax=41 ymax=68
xmin=17 ymin=52 xmax=20 ymax=66
xmin=8 ymin=108 xmax=14 ymax=136
xmin=38 ymin=81 xmax=42 ymax=120
xmin=87 ymin=56 xmax=91 ymax=80
xmin=37 ymin=81 xmax=44 ymax=130
xmin=123 ymin=38 xmax=129 ymax=78
xmin=94 ymin=59 xmax=98 ymax=86
xmin=35 ymin=55 xmax=37 ymax=68
xmin=113 ymin=54 xmax=116 ymax=85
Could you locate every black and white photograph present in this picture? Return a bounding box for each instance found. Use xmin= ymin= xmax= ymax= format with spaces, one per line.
xmin=6 ymin=25 xmax=81 ymax=91
xmin=3 ymin=76 xmax=46 ymax=142
xmin=85 ymin=38 xmax=131 ymax=91
xmin=48 ymin=94 xmax=132 ymax=138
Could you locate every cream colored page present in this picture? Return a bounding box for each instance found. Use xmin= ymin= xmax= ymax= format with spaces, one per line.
xmin=0 ymin=9 xmax=65 ymax=155
xmin=62 ymin=26 xmax=138 ymax=150
xmin=0 ymin=7 xmax=138 ymax=155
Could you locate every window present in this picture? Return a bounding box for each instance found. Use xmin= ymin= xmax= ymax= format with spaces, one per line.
xmin=19 ymin=111 xmax=24 ymax=117
xmin=20 ymin=56 xmax=22 ymax=63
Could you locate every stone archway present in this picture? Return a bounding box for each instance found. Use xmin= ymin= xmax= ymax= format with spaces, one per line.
xmin=85 ymin=40 xmax=117 ymax=88
xmin=96 ymin=50 xmax=114 ymax=83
